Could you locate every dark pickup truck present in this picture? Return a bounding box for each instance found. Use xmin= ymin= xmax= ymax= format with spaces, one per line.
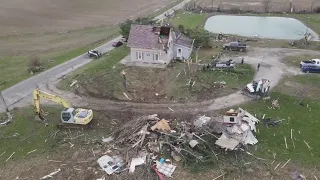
xmin=223 ymin=42 xmax=247 ymax=52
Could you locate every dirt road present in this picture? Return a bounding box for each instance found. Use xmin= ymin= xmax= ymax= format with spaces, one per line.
xmin=24 ymin=48 xmax=320 ymax=115
xmin=0 ymin=0 xmax=192 ymax=113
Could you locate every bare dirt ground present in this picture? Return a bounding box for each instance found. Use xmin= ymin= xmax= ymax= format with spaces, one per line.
xmin=202 ymin=0 xmax=320 ymax=12
xmin=0 ymin=0 xmax=174 ymax=57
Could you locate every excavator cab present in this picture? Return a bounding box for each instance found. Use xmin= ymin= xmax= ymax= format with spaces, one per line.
xmin=61 ymin=108 xmax=76 ymax=123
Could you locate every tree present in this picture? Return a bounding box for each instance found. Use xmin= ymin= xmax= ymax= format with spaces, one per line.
xmin=263 ymin=0 xmax=271 ymax=13
xmin=119 ymin=19 xmax=134 ymax=38
xmin=119 ymin=17 xmax=156 ymax=38
xmin=178 ymin=24 xmax=185 ymax=33
xmin=185 ymin=28 xmax=212 ymax=48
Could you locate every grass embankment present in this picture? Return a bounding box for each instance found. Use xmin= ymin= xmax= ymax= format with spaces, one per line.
xmin=0 ymin=1 xmax=184 ymax=92
xmin=59 ymin=46 xmax=254 ymax=103
xmin=0 ymin=28 xmax=119 ymax=92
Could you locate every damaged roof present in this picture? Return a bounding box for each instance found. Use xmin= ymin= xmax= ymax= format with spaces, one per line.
xmin=127 ymin=24 xmax=161 ymax=49
xmin=173 ymin=32 xmax=193 ymax=48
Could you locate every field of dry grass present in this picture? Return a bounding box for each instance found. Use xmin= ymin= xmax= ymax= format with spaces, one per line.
xmin=201 ymin=0 xmax=320 ymax=12
xmin=0 ymin=0 xmax=175 ymax=58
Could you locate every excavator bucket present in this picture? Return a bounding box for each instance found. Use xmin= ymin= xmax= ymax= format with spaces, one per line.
xmin=35 ymin=109 xmax=48 ymax=121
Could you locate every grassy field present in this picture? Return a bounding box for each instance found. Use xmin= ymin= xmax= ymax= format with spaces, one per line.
xmin=282 ymin=54 xmax=319 ymax=67
xmin=233 ymin=72 xmax=320 ymax=166
xmin=0 ymin=31 xmax=119 ymax=91
xmin=58 ymin=46 xmax=254 ymax=103
xmin=171 ymin=12 xmax=208 ymax=29
xmin=0 ymin=106 xmax=61 ymax=164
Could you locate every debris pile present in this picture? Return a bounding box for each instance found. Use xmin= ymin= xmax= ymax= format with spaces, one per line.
xmin=215 ymin=108 xmax=259 ymax=150
xmin=98 ymin=109 xmax=261 ymax=177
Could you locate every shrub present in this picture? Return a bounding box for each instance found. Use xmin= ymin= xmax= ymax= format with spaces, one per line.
xmin=27 ymin=56 xmax=44 ymax=74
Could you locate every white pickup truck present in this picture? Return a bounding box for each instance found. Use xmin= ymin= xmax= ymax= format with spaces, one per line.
xmin=300 ymin=59 xmax=320 ymax=73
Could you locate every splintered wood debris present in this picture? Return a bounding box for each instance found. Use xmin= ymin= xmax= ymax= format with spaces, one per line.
xmin=97 ymin=109 xmax=264 ymax=177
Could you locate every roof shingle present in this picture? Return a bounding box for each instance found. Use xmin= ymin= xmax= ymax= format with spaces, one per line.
xmin=127 ymin=25 xmax=160 ymax=49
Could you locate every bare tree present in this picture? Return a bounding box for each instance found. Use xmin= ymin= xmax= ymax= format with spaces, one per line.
xmin=263 ymin=0 xmax=271 ymax=13
xmin=310 ymin=0 xmax=316 ymax=12
xmin=289 ymin=0 xmax=293 ymax=12
xmin=304 ymin=29 xmax=312 ymax=44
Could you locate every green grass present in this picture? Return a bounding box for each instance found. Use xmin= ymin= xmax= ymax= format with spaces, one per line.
xmin=59 ymin=46 xmax=254 ymax=103
xmin=0 ymin=31 xmax=119 ymax=91
xmin=0 ymin=106 xmax=62 ymax=164
xmin=58 ymin=45 xmax=130 ymax=90
xmin=241 ymin=92 xmax=320 ymax=165
xmin=282 ymin=54 xmax=319 ymax=67
xmin=171 ymin=12 xmax=208 ymax=29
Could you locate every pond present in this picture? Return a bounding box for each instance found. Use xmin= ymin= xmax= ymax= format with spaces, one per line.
xmin=204 ymin=15 xmax=318 ymax=40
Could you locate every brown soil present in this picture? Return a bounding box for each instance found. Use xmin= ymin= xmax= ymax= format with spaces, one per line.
xmin=0 ymin=0 xmax=173 ymax=57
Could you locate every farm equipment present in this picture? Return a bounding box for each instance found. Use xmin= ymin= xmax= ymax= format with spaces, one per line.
xmin=241 ymin=79 xmax=271 ymax=99
xmin=33 ymin=88 xmax=93 ymax=128
xmin=88 ymin=50 xmax=102 ymax=59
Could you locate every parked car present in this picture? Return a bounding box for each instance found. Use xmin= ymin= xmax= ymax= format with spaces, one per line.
xmin=88 ymin=50 xmax=102 ymax=59
xmin=112 ymin=41 xmax=123 ymax=47
xmin=300 ymin=59 xmax=320 ymax=73
xmin=223 ymin=42 xmax=247 ymax=52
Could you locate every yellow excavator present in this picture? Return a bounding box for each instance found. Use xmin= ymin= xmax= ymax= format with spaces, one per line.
xmin=33 ymin=88 xmax=93 ymax=127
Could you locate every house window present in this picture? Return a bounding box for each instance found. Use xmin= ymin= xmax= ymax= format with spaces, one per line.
xmin=230 ymin=117 xmax=235 ymax=122
xmin=153 ymin=53 xmax=159 ymax=61
xmin=137 ymin=52 xmax=143 ymax=60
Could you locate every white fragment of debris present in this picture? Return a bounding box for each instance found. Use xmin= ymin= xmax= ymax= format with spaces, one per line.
xmin=70 ymin=80 xmax=78 ymax=87
xmin=147 ymin=114 xmax=160 ymax=121
xmin=40 ymin=168 xmax=61 ymax=180
xmin=97 ymin=155 xmax=124 ymax=175
xmin=215 ymin=108 xmax=259 ymax=150
xmin=5 ymin=152 xmax=15 ymax=162
xmin=194 ymin=115 xmax=211 ymax=128
xmin=189 ymin=140 xmax=199 ymax=148
xmin=156 ymin=161 xmax=176 ymax=177
xmin=129 ymin=157 xmax=146 ymax=173
xmin=96 ymin=176 xmax=105 ymax=180
xmin=27 ymin=149 xmax=37 ymax=154
xmin=215 ymin=134 xmax=240 ymax=150
xmin=102 ymin=136 xmax=114 ymax=143
xmin=168 ymin=107 xmax=174 ymax=112
xmin=244 ymin=131 xmax=258 ymax=145
xmin=123 ymin=92 xmax=132 ymax=100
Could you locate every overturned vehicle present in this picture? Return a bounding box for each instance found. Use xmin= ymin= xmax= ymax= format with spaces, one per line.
xmin=242 ymin=79 xmax=271 ymax=99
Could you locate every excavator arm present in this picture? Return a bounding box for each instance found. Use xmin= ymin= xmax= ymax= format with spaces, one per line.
xmin=33 ymin=88 xmax=71 ymax=121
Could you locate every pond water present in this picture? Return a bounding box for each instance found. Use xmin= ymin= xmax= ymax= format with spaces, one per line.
xmin=204 ymin=15 xmax=318 ymax=40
